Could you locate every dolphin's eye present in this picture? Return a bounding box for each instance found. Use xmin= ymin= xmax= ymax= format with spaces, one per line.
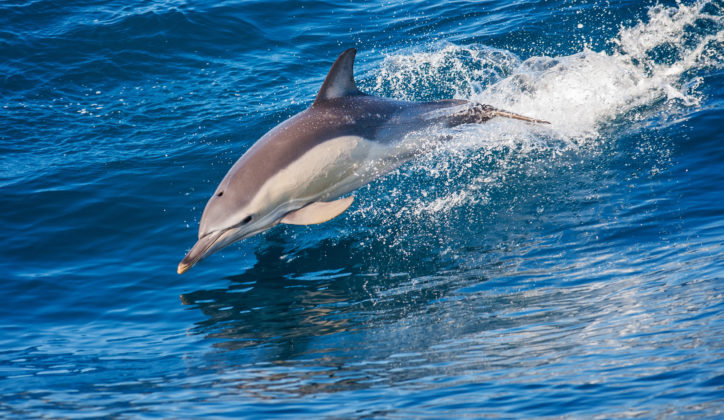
xmin=216 ymin=191 xmax=224 ymax=197
xmin=241 ymin=215 xmax=252 ymax=225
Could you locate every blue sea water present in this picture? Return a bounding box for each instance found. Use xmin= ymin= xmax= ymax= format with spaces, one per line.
xmin=2 ymin=0 xmax=724 ymax=417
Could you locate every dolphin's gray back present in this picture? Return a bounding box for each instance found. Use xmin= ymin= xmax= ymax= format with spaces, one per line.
xmin=213 ymin=95 xmax=469 ymax=211
xmin=206 ymin=46 xmax=493 ymax=223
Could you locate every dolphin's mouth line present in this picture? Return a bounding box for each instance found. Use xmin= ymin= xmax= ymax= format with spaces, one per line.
xmin=200 ymin=229 xmax=223 ymax=242
xmin=178 ymin=230 xmax=225 ymax=274
xmin=198 ymin=222 xmax=244 ymax=246
xmin=179 ymin=221 xmax=264 ymax=274
xmin=198 ymin=231 xmax=222 ymax=251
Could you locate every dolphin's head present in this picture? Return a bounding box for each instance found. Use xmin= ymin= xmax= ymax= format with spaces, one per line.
xmin=177 ymin=165 xmax=283 ymax=274
xmin=178 ymin=48 xmax=365 ymax=274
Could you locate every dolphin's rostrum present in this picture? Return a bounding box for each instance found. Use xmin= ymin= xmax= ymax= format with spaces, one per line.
xmin=178 ymin=48 xmax=548 ymax=274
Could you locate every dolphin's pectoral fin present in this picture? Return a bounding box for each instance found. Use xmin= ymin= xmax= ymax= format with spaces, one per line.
xmin=281 ymin=196 xmax=355 ymax=225
xmin=446 ymin=103 xmax=550 ymax=126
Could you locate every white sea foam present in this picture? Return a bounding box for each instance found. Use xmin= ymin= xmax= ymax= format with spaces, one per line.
xmin=358 ymin=0 xmax=723 ymax=220
xmin=374 ymin=0 xmax=723 ymax=143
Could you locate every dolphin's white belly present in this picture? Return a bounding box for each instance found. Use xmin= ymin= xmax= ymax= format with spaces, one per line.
xmin=247 ymin=135 xmax=408 ymax=218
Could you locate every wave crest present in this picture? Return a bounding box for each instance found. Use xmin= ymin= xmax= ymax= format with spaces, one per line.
xmin=355 ymin=0 xmax=723 ymax=224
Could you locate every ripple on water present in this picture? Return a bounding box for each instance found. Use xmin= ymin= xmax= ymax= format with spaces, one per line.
xmin=1 ymin=0 xmax=723 ymax=418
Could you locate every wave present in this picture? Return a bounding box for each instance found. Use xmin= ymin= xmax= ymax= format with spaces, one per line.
xmin=373 ymin=0 xmax=723 ymax=142
xmin=352 ymin=0 xmax=723 ymax=223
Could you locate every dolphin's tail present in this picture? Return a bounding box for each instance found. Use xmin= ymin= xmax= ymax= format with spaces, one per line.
xmin=446 ymin=103 xmax=550 ymax=126
xmin=488 ymin=107 xmax=550 ymax=124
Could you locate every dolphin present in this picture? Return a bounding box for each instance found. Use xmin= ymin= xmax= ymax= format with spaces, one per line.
xmin=178 ymin=48 xmax=547 ymax=274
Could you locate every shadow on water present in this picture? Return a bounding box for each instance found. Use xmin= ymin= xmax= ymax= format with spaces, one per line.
xmin=177 ymin=222 xmax=615 ymax=399
xmin=180 ymin=228 xmax=471 ymax=354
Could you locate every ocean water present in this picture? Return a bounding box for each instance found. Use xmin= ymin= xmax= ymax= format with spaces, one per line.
xmin=2 ymin=0 xmax=723 ymax=417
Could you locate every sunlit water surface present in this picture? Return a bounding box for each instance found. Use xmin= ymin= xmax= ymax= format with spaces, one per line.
xmin=1 ymin=0 xmax=723 ymax=417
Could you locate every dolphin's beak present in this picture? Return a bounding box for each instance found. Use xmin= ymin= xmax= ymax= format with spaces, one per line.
xmin=177 ymin=231 xmax=224 ymax=274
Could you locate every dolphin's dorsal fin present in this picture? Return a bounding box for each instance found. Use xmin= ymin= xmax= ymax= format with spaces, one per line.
xmin=281 ymin=196 xmax=354 ymax=225
xmin=314 ymin=48 xmax=362 ymax=104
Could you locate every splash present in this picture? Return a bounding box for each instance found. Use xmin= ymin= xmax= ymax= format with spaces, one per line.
xmin=373 ymin=0 xmax=723 ymax=142
xmin=357 ymin=0 xmax=723 ymax=222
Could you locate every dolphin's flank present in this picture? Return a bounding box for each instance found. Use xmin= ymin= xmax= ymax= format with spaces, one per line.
xmin=178 ymin=48 xmax=548 ymax=274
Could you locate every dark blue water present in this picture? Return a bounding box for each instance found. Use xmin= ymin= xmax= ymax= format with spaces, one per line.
xmin=2 ymin=0 xmax=723 ymax=417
